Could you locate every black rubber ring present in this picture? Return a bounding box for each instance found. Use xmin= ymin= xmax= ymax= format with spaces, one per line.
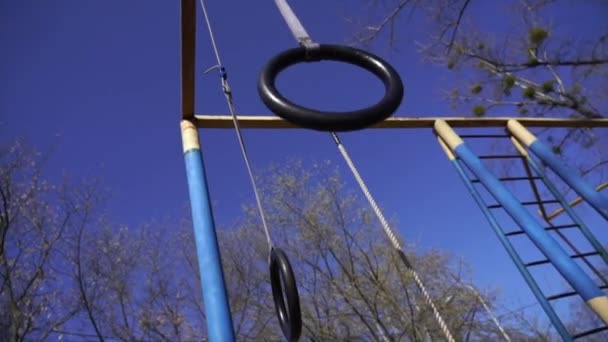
xmin=258 ymin=44 xmax=404 ymax=132
xmin=269 ymin=247 xmax=302 ymax=342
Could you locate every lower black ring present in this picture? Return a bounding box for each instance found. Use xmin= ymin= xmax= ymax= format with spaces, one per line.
xmin=258 ymin=44 xmax=404 ymax=132
xmin=269 ymin=247 xmax=302 ymax=341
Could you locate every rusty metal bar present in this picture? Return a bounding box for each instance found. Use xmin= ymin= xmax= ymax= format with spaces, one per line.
xmin=181 ymin=0 xmax=196 ymax=119
xmin=194 ymin=115 xmax=608 ymax=129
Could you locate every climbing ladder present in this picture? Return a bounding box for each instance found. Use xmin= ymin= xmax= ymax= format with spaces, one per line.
xmin=435 ymin=120 xmax=608 ymax=341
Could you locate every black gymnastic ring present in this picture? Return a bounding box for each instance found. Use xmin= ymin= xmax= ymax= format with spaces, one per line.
xmin=258 ymin=44 xmax=404 ymax=132
xmin=269 ymin=247 xmax=302 ymax=342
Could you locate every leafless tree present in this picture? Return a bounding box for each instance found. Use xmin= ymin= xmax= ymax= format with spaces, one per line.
xmin=0 ymin=141 xmax=82 ymax=341
xmin=67 ymin=218 xmax=205 ymax=341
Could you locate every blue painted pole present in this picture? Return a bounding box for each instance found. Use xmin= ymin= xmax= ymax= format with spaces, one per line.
xmin=181 ymin=120 xmax=235 ymax=341
xmin=435 ymin=120 xmax=608 ymax=324
xmin=509 ymin=137 xmax=608 ymax=265
xmin=436 ymin=137 xmax=572 ymax=341
xmin=507 ymin=120 xmax=608 ymax=220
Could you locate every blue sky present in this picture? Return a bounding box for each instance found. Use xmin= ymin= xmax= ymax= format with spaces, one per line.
xmin=2 ymin=0 xmax=606 ymax=327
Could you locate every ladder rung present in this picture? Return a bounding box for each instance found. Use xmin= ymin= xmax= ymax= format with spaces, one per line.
xmin=505 ymin=223 xmax=579 ymax=237
xmin=573 ymin=325 xmax=608 ymax=339
xmin=478 ymin=155 xmax=523 ymax=160
xmin=460 ymin=134 xmax=511 ymax=139
xmin=500 ymin=176 xmax=541 ymax=181
xmin=547 ymin=223 xmax=579 ymax=230
xmin=505 ymin=230 xmax=526 ymax=237
xmin=547 ymin=285 xmax=608 ymax=301
xmin=471 ymin=176 xmax=540 ymax=183
xmin=487 ymin=199 xmax=561 ymax=209
xmin=525 ymin=251 xmax=600 ymax=267
xmin=525 ymin=259 xmax=550 ymax=267
xmin=522 ymin=199 xmax=561 ymax=206
xmin=547 ymin=290 xmax=575 ymax=301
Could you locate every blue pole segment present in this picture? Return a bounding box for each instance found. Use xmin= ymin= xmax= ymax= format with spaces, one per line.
xmin=507 ymin=119 xmax=608 ymax=220
xmin=444 ymin=153 xmax=571 ymax=340
xmin=182 ymin=122 xmax=235 ymax=341
xmin=528 ymin=139 xmax=608 ymax=220
xmin=520 ymin=147 xmax=608 ymax=265
xmin=453 ymin=143 xmax=603 ymax=301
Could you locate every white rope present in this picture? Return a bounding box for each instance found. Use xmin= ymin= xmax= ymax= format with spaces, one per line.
xmin=464 ymin=285 xmax=511 ymax=341
xmin=331 ymin=132 xmax=456 ymax=342
xmin=273 ymin=0 xmax=319 ymax=49
xmin=199 ymin=0 xmax=273 ymax=248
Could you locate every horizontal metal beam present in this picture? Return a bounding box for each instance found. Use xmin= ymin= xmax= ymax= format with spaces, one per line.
xmin=194 ymin=115 xmax=608 ymax=129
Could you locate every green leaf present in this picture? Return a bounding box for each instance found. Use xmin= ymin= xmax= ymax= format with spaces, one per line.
xmin=470 ymin=84 xmax=483 ymax=94
xmin=523 ymin=86 xmax=536 ymax=99
xmin=529 ymin=27 xmax=549 ymax=45
xmin=552 ymin=145 xmax=562 ymax=155
xmin=527 ymin=56 xmax=540 ymax=66
xmin=447 ymin=59 xmax=457 ymax=69
xmin=472 ymin=105 xmax=486 ymax=116
xmin=502 ymin=75 xmax=516 ymax=91
xmin=541 ymin=81 xmax=554 ymax=93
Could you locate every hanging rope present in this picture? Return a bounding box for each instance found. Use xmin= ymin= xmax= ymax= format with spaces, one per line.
xmin=268 ymin=1 xmax=453 ymax=339
xmin=199 ymin=0 xmax=271 ymax=248
xmin=199 ymin=1 xmax=302 ymax=341
xmin=273 ymin=0 xmax=318 ymax=50
xmin=331 ymin=133 xmax=456 ymax=342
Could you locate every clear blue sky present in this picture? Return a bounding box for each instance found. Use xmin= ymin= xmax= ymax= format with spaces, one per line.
xmin=2 ymin=0 xmax=606 ymax=325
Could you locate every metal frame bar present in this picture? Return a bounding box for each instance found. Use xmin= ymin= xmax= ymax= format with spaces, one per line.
xmin=181 ymin=0 xmax=196 ymax=120
xmin=194 ymin=115 xmax=608 ymax=129
xmin=180 ymin=1 xmax=236 ymax=340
